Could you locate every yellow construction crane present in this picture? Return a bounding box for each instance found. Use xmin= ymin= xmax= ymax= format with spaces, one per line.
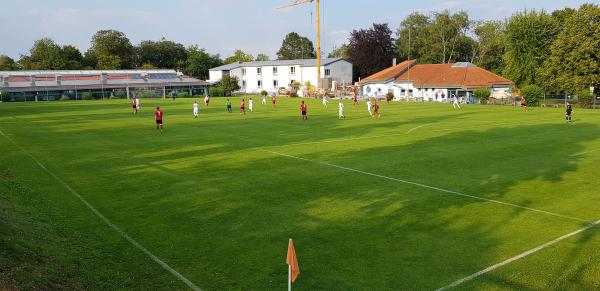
xmin=277 ymin=0 xmax=322 ymax=91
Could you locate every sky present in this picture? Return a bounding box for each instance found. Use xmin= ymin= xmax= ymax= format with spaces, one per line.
xmin=0 ymin=0 xmax=592 ymax=60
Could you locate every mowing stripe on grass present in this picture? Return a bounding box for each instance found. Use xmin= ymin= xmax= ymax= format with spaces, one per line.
xmin=436 ymin=219 xmax=600 ymax=290
xmin=261 ymin=149 xmax=589 ymax=223
xmin=0 ymin=128 xmax=201 ymax=291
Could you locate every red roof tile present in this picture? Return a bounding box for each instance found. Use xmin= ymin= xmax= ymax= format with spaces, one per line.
xmin=359 ymin=59 xmax=416 ymax=83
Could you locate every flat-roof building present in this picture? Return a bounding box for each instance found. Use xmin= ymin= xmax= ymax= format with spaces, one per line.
xmin=0 ymin=69 xmax=209 ymax=101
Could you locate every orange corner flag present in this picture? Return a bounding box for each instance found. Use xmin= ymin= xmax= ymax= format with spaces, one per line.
xmin=286 ymin=238 xmax=300 ymax=283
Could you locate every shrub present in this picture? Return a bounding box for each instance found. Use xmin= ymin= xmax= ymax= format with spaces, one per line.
xmin=113 ymin=89 xmax=127 ymax=99
xmin=290 ymin=92 xmax=298 ymax=98
xmin=522 ymin=85 xmax=543 ymax=106
xmin=59 ymin=95 xmax=70 ymax=101
xmin=260 ymin=90 xmax=268 ymax=96
xmin=577 ymin=90 xmax=593 ymax=108
xmin=386 ymin=92 xmax=394 ymax=101
xmin=473 ymin=88 xmax=491 ymax=104
xmin=80 ymin=92 xmax=93 ymax=100
xmin=177 ymin=92 xmax=190 ymax=98
xmin=209 ymin=86 xmax=226 ymax=97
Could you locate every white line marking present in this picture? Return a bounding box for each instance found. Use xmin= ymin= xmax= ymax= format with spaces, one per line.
xmin=0 ymin=129 xmax=201 ymax=291
xmin=406 ymin=123 xmax=432 ymax=134
xmin=571 ymin=148 xmax=600 ymax=157
xmin=260 ymin=149 xmax=589 ymax=223
xmin=436 ymin=219 xmax=600 ymax=290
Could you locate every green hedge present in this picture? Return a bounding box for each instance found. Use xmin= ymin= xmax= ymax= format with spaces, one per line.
xmin=80 ymin=92 xmax=93 ymax=100
xmin=209 ymin=87 xmax=226 ymax=97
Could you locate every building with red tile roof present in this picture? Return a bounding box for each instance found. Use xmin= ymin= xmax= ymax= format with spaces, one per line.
xmin=359 ymin=60 xmax=513 ymax=102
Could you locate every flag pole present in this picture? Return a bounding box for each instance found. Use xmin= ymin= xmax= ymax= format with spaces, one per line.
xmin=288 ymin=264 xmax=292 ymax=291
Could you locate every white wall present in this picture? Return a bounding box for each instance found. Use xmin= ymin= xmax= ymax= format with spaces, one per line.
xmin=208 ymin=70 xmax=223 ymax=83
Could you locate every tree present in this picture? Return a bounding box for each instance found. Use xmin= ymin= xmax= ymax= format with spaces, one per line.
xmin=223 ymin=49 xmax=254 ymax=64
xmin=347 ymin=23 xmax=397 ymax=81
xmin=219 ymin=74 xmax=241 ymax=95
xmin=183 ymin=46 xmax=223 ymax=80
xmin=0 ymin=55 xmax=17 ymax=70
xmin=61 ymin=45 xmax=83 ymax=69
xmin=429 ymin=10 xmax=471 ymax=64
xmin=473 ymin=88 xmax=491 ymax=104
xmin=18 ymin=38 xmax=66 ymax=70
xmin=86 ymin=29 xmax=135 ymax=69
xmin=136 ymin=38 xmax=187 ymax=68
xmin=503 ymin=10 xmax=560 ymax=87
xmin=255 ymin=54 xmax=270 ymax=61
xmin=276 ymin=32 xmax=316 ymax=60
xmin=539 ymin=4 xmax=600 ymax=93
xmin=328 ymin=44 xmax=348 ymax=59
xmin=471 ymin=21 xmax=506 ymax=74
xmin=522 ymin=84 xmax=543 ymax=106
xmin=395 ymin=12 xmax=432 ymax=63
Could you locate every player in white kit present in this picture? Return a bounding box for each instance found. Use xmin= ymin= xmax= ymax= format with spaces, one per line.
xmin=193 ymin=100 xmax=199 ymax=118
xmin=249 ymin=98 xmax=254 ymax=112
xmin=322 ymin=96 xmax=329 ymax=108
xmin=338 ymin=99 xmax=345 ymax=119
xmin=262 ymin=94 xmax=267 ymax=105
xmin=135 ymin=97 xmax=140 ymax=112
xmin=366 ymin=98 xmax=372 ymax=116
xmin=452 ymin=94 xmax=461 ymax=109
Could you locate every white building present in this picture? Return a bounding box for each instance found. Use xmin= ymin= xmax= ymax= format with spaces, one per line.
xmin=209 ymin=58 xmax=352 ymax=94
xmin=359 ymin=60 xmax=513 ymax=103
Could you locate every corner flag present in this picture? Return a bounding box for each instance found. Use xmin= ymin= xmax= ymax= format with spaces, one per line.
xmin=286 ymin=238 xmax=300 ymax=290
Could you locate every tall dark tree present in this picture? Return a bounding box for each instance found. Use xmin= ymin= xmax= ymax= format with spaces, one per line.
xmin=61 ymin=45 xmax=83 ymax=69
xmin=136 ymin=38 xmax=187 ymax=68
xmin=0 ymin=55 xmax=17 ymax=70
xmin=503 ymin=10 xmax=560 ymax=87
xmin=86 ymin=29 xmax=135 ymax=69
xmin=347 ymin=23 xmax=397 ymax=81
xmin=183 ymin=46 xmax=223 ymax=80
xmin=276 ymin=32 xmax=316 ymax=60
xmin=539 ymin=4 xmax=600 ymax=93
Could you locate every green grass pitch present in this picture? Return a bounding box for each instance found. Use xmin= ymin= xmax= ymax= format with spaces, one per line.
xmin=1 ymin=97 xmax=599 ymax=290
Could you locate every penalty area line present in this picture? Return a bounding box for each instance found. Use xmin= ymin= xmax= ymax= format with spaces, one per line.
xmin=436 ymin=219 xmax=600 ymax=290
xmin=260 ymin=149 xmax=590 ymax=224
xmin=0 ymin=129 xmax=201 ymax=291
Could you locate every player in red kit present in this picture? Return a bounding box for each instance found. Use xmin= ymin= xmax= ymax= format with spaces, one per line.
xmin=132 ymin=98 xmax=137 ymax=114
xmin=155 ymin=106 xmax=163 ymax=131
xmin=300 ymin=100 xmax=307 ymax=121
xmin=240 ymin=99 xmax=246 ymax=115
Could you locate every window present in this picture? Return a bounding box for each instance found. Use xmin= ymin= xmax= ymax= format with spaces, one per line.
xmin=273 ymin=80 xmax=278 ymax=88
xmin=257 ymin=68 xmax=262 ymax=75
xmin=242 ymin=80 xmax=246 ymax=88
xmin=273 ymin=67 xmax=278 ymax=75
xmin=242 ymin=68 xmax=246 ymax=76
xmin=290 ymin=66 xmax=296 ymax=75
xmin=257 ymin=80 xmax=262 ymax=88
xmin=324 ymin=69 xmax=331 ymax=76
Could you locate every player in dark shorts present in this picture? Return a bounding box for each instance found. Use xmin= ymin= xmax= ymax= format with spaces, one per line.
xmin=226 ymin=99 xmax=232 ymax=113
xmin=155 ymin=106 xmax=163 ymax=131
xmin=520 ymin=96 xmax=527 ymax=111
xmin=272 ymin=95 xmax=277 ymax=108
xmin=353 ymin=94 xmax=358 ymax=106
xmin=566 ymin=102 xmax=573 ymax=123
xmin=240 ymin=99 xmax=246 ymax=115
xmin=300 ymin=101 xmax=307 ymax=121
xmin=132 ymin=98 xmax=137 ymax=114
xmin=373 ymin=98 xmax=380 ymax=117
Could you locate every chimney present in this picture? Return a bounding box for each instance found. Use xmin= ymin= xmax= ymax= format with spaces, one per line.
xmin=392 ymin=58 xmax=397 ymax=66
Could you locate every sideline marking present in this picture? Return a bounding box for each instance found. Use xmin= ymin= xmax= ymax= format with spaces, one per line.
xmin=406 ymin=123 xmax=432 ymax=134
xmin=436 ymin=219 xmax=600 ymax=290
xmin=571 ymin=148 xmax=600 ymax=157
xmin=261 ymin=149 xmax=590 ymax=223
xmin=0 ymin=129 xmax=201 ymax=291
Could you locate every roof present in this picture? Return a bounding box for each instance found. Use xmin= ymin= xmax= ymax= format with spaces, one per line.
xmin=359 ymin=60 xmax=416 ymax=84
xmin=210 ymin=58 xmax=346 ymax=71
xmin=360 ymin=61 xmax=512 ymax=88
